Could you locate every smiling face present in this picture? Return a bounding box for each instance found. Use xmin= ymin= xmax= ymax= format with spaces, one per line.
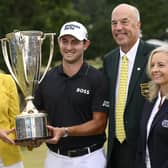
xmin=150 ymin=52 xmax=168 ymax=89
xmin=58 ymin=35 xmax=90 ymax=64
xmin=111 ymin=4 xmax=141 ymax=52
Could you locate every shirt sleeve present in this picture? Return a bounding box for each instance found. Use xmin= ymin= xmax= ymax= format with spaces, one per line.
xmin=91 ymin=71 xmax=110 ymax=113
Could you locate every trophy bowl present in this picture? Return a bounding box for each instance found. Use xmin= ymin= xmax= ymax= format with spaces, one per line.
xmin=1 ymin=30 xmax=55 ymax=145
xmin=15 ymin=109 xmax=51 ymax=145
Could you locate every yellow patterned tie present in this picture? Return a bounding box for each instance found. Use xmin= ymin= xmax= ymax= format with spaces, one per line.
xmin=116 ymin=55 xmax=128 ymax=143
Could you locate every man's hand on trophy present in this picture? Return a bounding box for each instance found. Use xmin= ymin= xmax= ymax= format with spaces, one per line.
xmin=0 ymin=128 xmax=15 ymax=144
xmin=45 ymin=125 xmax=66 ymax=144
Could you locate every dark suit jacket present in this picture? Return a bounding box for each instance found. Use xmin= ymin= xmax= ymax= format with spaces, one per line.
xmin=103 ymin=40 xmax=156 ymax=164
xmin=136 ymin=99 xmax=168 ymax=168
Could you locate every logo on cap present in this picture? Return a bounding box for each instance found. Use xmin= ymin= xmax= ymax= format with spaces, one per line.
xmin=64 ymin=24 xmax=80 ymax=31
xmin=59 ymin=21 xmax=88 ymax=41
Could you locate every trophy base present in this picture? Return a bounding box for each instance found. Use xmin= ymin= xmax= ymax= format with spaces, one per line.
xmin=15 ymin=136 xmax=52 ymax=146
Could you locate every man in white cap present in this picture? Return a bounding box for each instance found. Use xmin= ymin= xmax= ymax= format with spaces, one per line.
xmin=34 ymin=21 xmax=109 ymax=168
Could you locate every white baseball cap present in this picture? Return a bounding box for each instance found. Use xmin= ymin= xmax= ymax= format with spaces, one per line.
xmin=58 ymin=21 xmax=88 ymax=41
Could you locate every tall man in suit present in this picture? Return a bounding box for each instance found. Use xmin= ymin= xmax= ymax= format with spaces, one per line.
xmin=103 ymin=3 xmax=156 ymax=168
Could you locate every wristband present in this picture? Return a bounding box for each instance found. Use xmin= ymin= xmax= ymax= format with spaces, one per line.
xmin=63 ymin=127 xmax=69 ymax=138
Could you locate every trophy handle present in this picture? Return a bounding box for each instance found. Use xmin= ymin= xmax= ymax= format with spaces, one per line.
xmin=39 ymin=33 xmax=56 ymax=83
xmin=1 ymin=38 xmax=20 ymax=86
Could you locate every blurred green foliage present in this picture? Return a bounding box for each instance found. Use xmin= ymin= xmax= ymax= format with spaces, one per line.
xmin=0 ymin=0 xmax=168 ymax=72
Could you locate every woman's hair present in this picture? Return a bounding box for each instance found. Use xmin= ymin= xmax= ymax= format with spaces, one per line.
xmin=146 ymin=45 xmax=168 ymax=101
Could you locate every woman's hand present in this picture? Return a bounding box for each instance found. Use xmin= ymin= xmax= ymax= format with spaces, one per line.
xmin=0 ymin=128 xmax=15 ymax=144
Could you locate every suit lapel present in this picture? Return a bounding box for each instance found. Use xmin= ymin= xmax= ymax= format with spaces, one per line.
xmin=150 ymin=100 xmax=168 ymax=131
xmin=127 ymin=41 xmax=149 ymax=105
xmin=142 ymin=101 xmax=155 ymax=140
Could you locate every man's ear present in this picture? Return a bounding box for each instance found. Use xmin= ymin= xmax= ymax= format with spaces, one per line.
xmin=84 ymin=40 xmax=91 ymax=50
xmin=57 ymin=37 xmax=61 ymax=47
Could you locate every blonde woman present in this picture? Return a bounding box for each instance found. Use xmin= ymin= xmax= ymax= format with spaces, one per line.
xmin=136 ymin=46 xmax=168 ymax=168
xmin=0 ymin=74 xmax=24 ymax=168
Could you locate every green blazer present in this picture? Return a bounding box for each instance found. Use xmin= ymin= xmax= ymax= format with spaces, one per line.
xmin=103 ymin=40 xmax=156 ymax=162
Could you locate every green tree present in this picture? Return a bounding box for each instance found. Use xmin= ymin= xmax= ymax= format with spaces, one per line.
xmin=75 ymin=0 xmax=168 ymax=60
xmin=1 ymin=0 xmax=168 ymax=71
xmin=0 ymin=0 xmax=86 ymax=71
xmin=73 ymin=0 xmax=114 ymax=60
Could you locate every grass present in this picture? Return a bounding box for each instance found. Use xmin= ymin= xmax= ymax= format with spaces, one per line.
xmin=87 ymin=57 xmax=103 ymax=69
xmin=22 ymin=143 xmax=47 ymax=168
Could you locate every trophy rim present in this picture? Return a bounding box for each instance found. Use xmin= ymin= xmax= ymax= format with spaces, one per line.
xmin=6 ymin=30 xmax=43 ymax=37
xmin=14 ymin=135 xmax=52 ymax=145
xmin=16 ymin=112 xmax=47 ymax=118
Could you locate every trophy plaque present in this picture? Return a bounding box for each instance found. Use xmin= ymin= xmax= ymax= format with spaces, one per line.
xmin=1 ymin=31 xmax=55 ymax=145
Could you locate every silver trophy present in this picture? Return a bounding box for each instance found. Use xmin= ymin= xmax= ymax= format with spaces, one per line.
xmin=1 ymin=31 xmax=55 ymax=144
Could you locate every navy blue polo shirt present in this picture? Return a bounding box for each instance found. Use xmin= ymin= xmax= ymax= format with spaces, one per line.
xmin=34 ymin=62 xmax=109 ymax=151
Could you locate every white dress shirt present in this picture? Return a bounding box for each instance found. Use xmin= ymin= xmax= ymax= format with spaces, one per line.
xmin=116 ymin=38 xmax=140 ymax=102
